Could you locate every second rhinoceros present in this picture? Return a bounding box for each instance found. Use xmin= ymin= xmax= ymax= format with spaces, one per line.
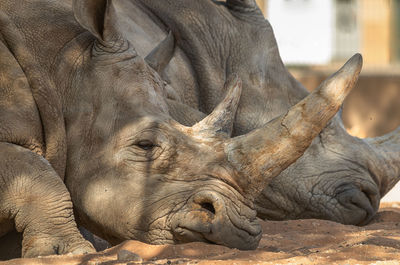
xmin=0 ymin=0 xmax=360 ymax=258
xmin=128 ymin=0 xmax=400 ymax=226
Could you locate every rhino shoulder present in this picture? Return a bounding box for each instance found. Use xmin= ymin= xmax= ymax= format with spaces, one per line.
xmin=0 ymin=34 xmax=44 ymax=155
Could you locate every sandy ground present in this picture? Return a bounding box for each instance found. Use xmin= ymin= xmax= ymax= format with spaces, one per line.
xmin=2 ymin=203 xmax=400 ymax=265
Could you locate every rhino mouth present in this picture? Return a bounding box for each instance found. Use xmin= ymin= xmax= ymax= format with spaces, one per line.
xmin=170 ymin=190 xmax=262 ymax=250
xmin=335 ymin=182 xmax=380 ymax=225
xmin=173 ymin=222 xmax=262 ymax=248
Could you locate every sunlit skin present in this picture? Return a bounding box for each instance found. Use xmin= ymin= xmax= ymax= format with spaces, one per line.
xmin=0 ymin=0 xmax=368 ymax=258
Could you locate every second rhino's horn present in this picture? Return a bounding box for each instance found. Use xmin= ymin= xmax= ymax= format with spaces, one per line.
xmin=226 ymin=54 xmax=363 ymax=199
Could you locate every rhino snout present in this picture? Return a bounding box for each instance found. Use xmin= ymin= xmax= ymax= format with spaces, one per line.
xmin=335 ymin=182 xmax=380 ymax=225
xmin=171 ymin=190 xmax=262 ymax=250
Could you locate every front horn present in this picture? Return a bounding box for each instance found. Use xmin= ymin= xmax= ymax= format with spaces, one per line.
xmin=225 ymin=54 xmax=363 ymax=198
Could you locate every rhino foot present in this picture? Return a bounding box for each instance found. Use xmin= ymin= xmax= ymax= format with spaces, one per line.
xmin=22 ymin=234 xmax=95 ymax=258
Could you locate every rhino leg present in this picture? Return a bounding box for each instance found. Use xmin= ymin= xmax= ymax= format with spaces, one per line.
xmin=0 ymin=143 xmax=94 ymax=257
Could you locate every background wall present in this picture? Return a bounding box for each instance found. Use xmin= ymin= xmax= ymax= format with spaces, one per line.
xmin=257 ymin=0 xmax=400 ymax=66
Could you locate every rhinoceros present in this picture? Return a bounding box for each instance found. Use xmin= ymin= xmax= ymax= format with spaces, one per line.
xmin=0 ymin=0 xmax=361 ymax=258
xmin=117 ymin=0 xmax=400 ymax=226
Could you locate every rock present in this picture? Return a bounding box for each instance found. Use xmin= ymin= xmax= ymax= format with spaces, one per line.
xmin=117 ymin=250 xmax=142 ymax=262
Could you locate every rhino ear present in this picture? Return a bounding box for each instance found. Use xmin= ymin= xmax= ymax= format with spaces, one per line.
xmin=226 ymin=0 xmax=263 ymax=14
xmin=73 ymin=0 xmax=119 ymax=44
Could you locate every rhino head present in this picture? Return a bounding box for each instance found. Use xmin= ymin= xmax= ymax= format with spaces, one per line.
xmin=256 ymin=115 xmax=400 ymax=225
xmin=60 ymin=0 xmax=361 ymax=249
xmin=135 ymin=0 xmax=400 ymax=225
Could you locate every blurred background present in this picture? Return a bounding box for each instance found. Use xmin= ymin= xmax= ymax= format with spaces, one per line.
xmin=255 ymin=0 xmax=400 ymax=201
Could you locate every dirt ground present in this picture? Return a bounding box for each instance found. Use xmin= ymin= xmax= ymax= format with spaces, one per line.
xmin=1 ymin=202 xmax=400 ymax=265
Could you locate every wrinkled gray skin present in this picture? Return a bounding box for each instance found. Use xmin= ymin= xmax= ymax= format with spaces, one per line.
xmin=0 ymin=0 xmax=389 ymax=259
xmin=0 ymin=0 xmax=263 ymax=257
xmin=120 ymin=0 xmax=400 ymax=225
xmin=0 ymin=0 xmax=358 ymax=258
xmin=255 ymin=116 xmax=384 ymax=225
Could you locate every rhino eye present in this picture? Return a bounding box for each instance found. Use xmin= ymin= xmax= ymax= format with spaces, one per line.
xmin=136 ymin=140 xmax=156 ymax=150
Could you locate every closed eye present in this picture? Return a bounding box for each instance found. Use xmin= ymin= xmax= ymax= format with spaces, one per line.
xmin=136 ymin=140 xmax=156 ymax=150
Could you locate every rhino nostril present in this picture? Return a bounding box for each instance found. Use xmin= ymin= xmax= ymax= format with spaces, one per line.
xmin=200 ymin=202 xmax=216 ymax=215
